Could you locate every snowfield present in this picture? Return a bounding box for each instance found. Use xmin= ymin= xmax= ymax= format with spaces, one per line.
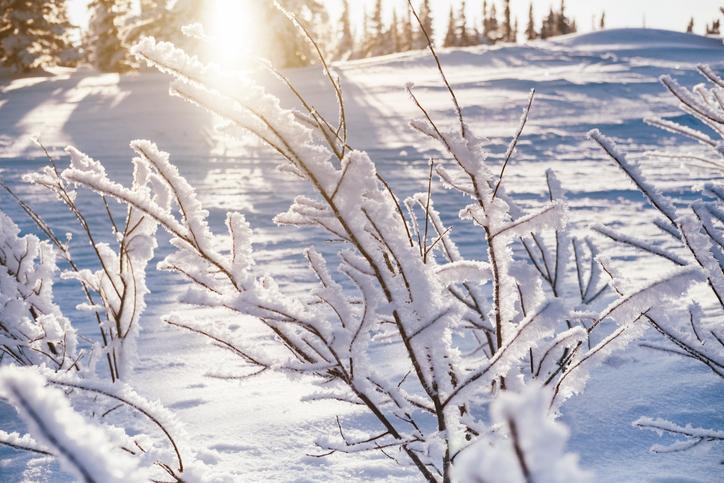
xmin=0 ymin=28 xmax=722 ymax=482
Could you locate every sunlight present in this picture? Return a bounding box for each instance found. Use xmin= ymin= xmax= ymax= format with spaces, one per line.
xmin=206 ymin=0 xmax=262 ymax=68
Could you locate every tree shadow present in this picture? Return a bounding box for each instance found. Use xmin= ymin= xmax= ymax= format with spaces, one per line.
xmin=0 ymin=72 xmax=85 ymax=157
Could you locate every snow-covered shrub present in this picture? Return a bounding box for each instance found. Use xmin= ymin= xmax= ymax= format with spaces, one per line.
xmin=20 ymin=144 xmax=165 ymax=381
xmin=589 ymin=65 xmax=723 ymax=455
xmin=47 ymin=8 xmax=714 ymax=481
xmin=0 ymin=364 xmax=223 ymax=481
xmin=645 ymin=65 xmax=724 ymax=172
xmin=453 ymin=384 xmax=592 ymax=483
xmin=0 ymin=366 xmax=147 ymax=482
xmin=0 ymin=207 xmax=77 ymax=369
xmin=1 ymin=5 xmax=717 ymax=480
xmin=0 ymin=146 xmax=211 ymax=480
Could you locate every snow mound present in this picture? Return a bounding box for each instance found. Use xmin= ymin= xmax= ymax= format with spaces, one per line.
xmin=554 ymin=28 xmax=723 ymax=51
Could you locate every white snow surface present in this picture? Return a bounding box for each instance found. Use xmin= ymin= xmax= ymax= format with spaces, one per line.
xmin=0 ymin=29 xmax=722 ymax=481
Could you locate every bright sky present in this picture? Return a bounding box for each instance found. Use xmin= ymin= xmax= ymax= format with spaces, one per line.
xmin=68 ymin=0 xmax=723 ymax=39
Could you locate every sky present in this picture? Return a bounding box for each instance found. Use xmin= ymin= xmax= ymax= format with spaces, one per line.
xmin=68 ymin=0 xmax=724 ymax=40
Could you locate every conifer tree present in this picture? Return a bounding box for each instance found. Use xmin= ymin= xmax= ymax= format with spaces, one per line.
xmin=706 ymin=19 xmax=721 ymax=35
xmin=414 ymin=0 xmax=434 ymax=49
xmin=539 ymin=1 xmax=575 ymax=39
xmin=513 ymin=16 xmax=519 ymax=43
xmin=491 ymin=2 xmax=501 ymax=42
xmin=87 ymin=0 xmax=132 ymax=72
xmin=364 ymin=0 xmax=385 ymax=56
xmin=400 ymin=4 xmax=414 ymax=51
xmin=557 ymin=0 xmax=572 ymax=36
xmin=389 ymin=8 xmax=400 ymax=53
xmin=599 ymin=11 xmax=606 ymax=30
xmin=481 ymin=0 xmax=491 ymax=44
xmin=505 ymin=0 xmax=518 ymax=42
xmin=354 ymin=7 xmax=369 ymax=59
xmin=540 ymin=7 xmax=554 ymax=39
xmin=0 ymin=0 xmax=79 ymax=73
xmin=335 ymin=0 xmax=354 ymax=59
xmin=482 ymin=0 xmax=489 ymax=36
xmin=444 ymin=5 xmax=458 ymax=47
xmin=122 ymin=0 xmax=206 ymax=55
xmin=261 ymin=0 xmax=329 ymax=67
xmin=525 ymin=2 xmax=537 ymax=40
xmin=458 ymin=0 xmax=471 ymax=46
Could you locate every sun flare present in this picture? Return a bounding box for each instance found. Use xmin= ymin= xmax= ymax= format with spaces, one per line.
xmin=206 ymin=0 xmax=262 ymax=68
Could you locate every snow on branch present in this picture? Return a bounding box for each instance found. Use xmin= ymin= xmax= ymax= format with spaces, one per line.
xmin=0 ymin=209 xmax=77 ymax=370
xmin=588 ymin=129 xmax=678 ymax=225
xmin=0 ymin=429 xmax=52 ymax=456
xmin=20 ymin=25 xmax=715 ymax=483
xmin=454 ymin=384 xmax=592 ymax=483
xmin=0 ymin=367 xmax=147 ymax=482
xmin=634 ymin=417 xmax=724 ymax=453
xmin=551 ymin=267 xmax=704 ymax=404
xmin=660 ymin=75 xmax=724 ymax=125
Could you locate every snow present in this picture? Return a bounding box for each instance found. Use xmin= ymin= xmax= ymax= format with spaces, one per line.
xmin=0 ymin=367 xmax=147 ymax=482
xmin=0 ymin=28 xmax=722 ymax=482
xmin=454 ymin=384 xmax=593 ymax=483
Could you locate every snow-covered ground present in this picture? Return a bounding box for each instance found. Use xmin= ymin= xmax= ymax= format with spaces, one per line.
xmin=0 ymin=28 xmax=722 ymax=481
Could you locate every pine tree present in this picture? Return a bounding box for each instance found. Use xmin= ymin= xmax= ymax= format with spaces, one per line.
xmin=50 ymin=0 xmax=79 ymax=66
xmin=335 ymin=0 xmax=354 ymax=59
xmin=400 ymin=4 xmax=414 ymax=51
xmin=458 ymin=0 xmax=471 ymax=46
xmin=502 ymin=0 xmax=513 ymax=42
xmin=479 ymin=0 xmax=489 ymax=44
xmin=414 ymin=0 xmax=434 ymax=49
xmin=87 ymin=0 xmax=131 ymax=72
xmin=482 ymin=0 xmax=500 ymax=44
xmin=525 ymin=2 xmax=537 ymax=40
xmin=122 ymin=0 xmax=207 ymax=55
xmin=261 ymin=0 xmax=330 ymax=67
xmin=539 ymin=2 xmax=576 ymax=39
xmin=0 ymin=0 xmax=78 ymax=73
xmin=389 ymin=8 xmax=400 ymax=53
xmin=490 ymin=2 xmax=500 ymax=42
xmin=443 ymin=5 xmax=458 ymax=47
xmin=513 ymin=16 xmax=518 ymax=43
xmin=706 ymin=19 xmax=721 ymax=35
xmin=354 ymin=7 xmax=369 ymax=59
xmin=557 ymin=0 xmax=572 ymax=36
xmin=686 ymin=18 xmax=694 ymax=33
xmin=540 ymin=7 xmax=554 ymax=39
xmin=364 ymin=0 xmax=385 ymax=56
xmin=599 ymin=11 xmax=606 ymax=30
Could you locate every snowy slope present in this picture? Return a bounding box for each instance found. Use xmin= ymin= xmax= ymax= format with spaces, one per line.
xmin=0 ymin=29 xmax=722 ymax=482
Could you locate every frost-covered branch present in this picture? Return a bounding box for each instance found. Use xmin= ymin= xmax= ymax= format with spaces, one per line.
xmin=0 ymin=367 xmax=147 ymax=482
xmin=0 ymin=208 xmax=77 ymax=370
xmin=634 ymin=417 xmax=724 ymax=453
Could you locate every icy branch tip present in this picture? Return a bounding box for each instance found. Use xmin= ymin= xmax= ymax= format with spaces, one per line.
xmin=587 ymin=128 xmax=603 ymax=140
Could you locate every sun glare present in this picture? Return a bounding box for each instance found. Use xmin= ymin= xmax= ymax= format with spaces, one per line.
xmin=207 ymin=0 xmax=261 ymax=68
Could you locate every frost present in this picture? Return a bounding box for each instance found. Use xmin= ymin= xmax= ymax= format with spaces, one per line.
xmin=454 ymin=384 xmax=592 ymax=483
xmin=0 ymin=367 xmax=147 ymax=482
xmin=2 ymin=26 xmax=718 ymax=483
xmin=0 ymin=209 xmax=77 ymax=370
xmin=634 ymin=417 xmax=724 ymax=454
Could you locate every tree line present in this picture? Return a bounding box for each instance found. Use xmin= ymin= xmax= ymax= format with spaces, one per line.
xmin=0 ymin=0 xmax=720 ymax=74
